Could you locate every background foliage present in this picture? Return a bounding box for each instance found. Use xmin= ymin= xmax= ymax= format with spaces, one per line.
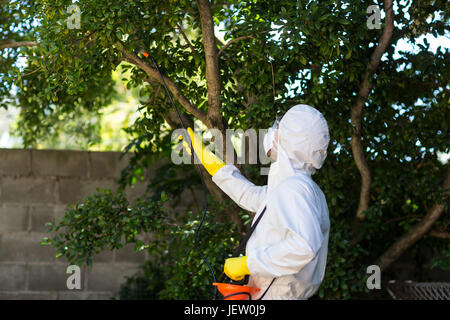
xmin=1 ymin=0 xmax=448 ymax=299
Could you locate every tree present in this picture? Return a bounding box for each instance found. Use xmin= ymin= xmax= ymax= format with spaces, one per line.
xmin=1 ymin=0 xmax=449 ymax=299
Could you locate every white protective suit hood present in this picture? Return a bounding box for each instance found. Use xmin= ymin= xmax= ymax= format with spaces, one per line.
xmin=267 ymin=104 xmax=330 ymax=193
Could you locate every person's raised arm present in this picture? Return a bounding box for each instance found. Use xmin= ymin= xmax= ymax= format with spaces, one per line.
xmin=181 ymin=128 xmax=266 ymax=213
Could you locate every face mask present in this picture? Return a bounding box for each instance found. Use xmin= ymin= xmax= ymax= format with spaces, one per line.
xmin=263 ymin=127 xmax=275 ymax=158
xmin=263 ymin=118 xmax=280 ymax=161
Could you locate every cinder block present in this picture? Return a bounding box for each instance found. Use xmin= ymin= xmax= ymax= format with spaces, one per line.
xmin=31 ymin=149 xmax=89 ymax=177
xmin=87 ymin=263 xmax=138 ymax=292
xmin=125 ymin=180 xmax=149 ymax=203
xmin=57 ymin=291 xmax=87 ymax=300
xmin=54 ymin=204 xmax=75 ymax=224
xmin=0 ymin=177 xmax=56 ymax=204
xmin=93 ymin=249 xmax=114 ymax=263
xmin=0 ymin=291 xmax=56 ymax=300
xmin=30 ymin=205 xmax=55 ymax=233
xmin=0 ymin=263 xmax=26 ymax=290
xmin=0 ymin=232 xmax=56 ymax=262
xmin=0 ymin=205 xmax=29 ymax=232
xmin=0 ymin=149 xmax=31 ymax=176
xmin=58 ymin=178 xmax=117 ymax=205
xmin=86 ymin=264 xmax=123 ymax=292
xmin=89 ymin=152 xmax=131 ymax=179
xmin=115 ymin=244 xmax=146 ymax=263
xmin=81 ymin=179 xmax=119 ymax=199
xmin=86 ymin=292 xmax=116 ymax=300
xmin=28 ymin=263 xmax=86 ymax=291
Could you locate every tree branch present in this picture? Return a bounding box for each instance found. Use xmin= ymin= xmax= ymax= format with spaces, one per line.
xmin=22 ymin=66 xmax=45 ymax=77
xmin=217 ymin=31 xmax=269 ymax=57
xmin=218 ymin=34 xmax=255 ymax=57
xmin=176 ymin=23 xmax=196 ymax=54
xmin=141 ymin=79 xmax=231 ymax=209
xmin=429 ymin=230 xmax=450 ymax=240
xmin=384 ymin=214 xmax=422 ymax=225
xmin=0 ymin=41 xmax=37 ymax=50
xmin=376 ymin=165 xmax=450 ymax=271
xmin=351 ymin=0 xmax=394 ymax=220
xmin=117 ymin=44 xmax=208 ymax=125
xmin=196 ymin=0 xmax=223 ymax=131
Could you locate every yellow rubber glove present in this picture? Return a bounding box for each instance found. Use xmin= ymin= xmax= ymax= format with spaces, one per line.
xmin=180 ymin=127 xmax=225 ymax=176
xmin=224 ymin=256 xmax=250 ymax=281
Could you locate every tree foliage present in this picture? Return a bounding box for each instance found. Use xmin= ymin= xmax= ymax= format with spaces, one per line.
xmin=1 ymin=0 xmax=449 ymax=299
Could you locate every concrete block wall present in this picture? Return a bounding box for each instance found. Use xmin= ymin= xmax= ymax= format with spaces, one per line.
xmin=0 ymin=149 xmax=184 ymax=300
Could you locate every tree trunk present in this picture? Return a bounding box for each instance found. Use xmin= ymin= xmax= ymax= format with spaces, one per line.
xmin=376 ymin=165 xmax=450 ymax=271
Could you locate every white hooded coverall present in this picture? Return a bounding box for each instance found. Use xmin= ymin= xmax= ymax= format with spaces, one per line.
xmin=212 ymin=105 xmax=330 ymax=300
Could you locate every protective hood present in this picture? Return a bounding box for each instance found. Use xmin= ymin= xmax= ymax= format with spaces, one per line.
xmin=267 ymin=104 xmax=330 ymax=193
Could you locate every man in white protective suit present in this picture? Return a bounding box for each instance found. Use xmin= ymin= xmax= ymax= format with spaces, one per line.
xmin=182 ymin=104 xmax=330 ymax=300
